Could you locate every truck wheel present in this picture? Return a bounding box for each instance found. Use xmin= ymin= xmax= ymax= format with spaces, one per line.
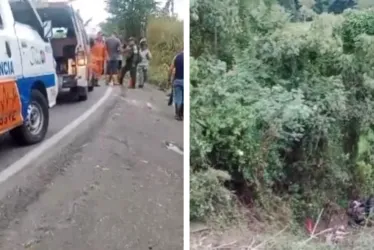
xmin=10 ymin=89 xmax=49 ymax=145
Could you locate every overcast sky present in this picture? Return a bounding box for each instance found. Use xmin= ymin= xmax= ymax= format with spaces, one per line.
xmin=72 ymin=0 xmax=184 ymax=30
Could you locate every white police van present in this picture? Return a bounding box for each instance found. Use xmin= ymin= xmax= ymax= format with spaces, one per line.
xmin=0 ymin=0 xmax=57 ymax=145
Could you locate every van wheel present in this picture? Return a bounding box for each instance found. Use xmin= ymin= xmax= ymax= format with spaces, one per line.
xmin=74 ymin=86 xmax=88 ymax=101
xmin=10 ymin=89 xmax=49 ymax=145
xmin=78 ymin=88 xmax=88 ymax=101
xmin=79 ymin=94 xmax=88 ymax=101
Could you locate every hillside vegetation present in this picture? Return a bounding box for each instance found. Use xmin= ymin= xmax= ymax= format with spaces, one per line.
xmin=190 ymin=0 xmax=374 ymax=228
xmin=146 ymin=16 xmax=183 ymax=87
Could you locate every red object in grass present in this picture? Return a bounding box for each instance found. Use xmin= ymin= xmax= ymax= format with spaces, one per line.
xmin=305 ymin=218 xmax=314 ymax=234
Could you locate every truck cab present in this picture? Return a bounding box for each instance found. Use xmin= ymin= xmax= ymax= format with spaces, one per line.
xmin=0 ymin=0 xmax=57 ymax=145
xmin=36 ymin=1 xmax=93 ymax=100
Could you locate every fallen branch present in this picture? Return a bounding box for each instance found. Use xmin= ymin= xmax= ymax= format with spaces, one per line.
xmin=312 ymin=209 xmax=324 ymax=236
xmin=213 ymin=240 xmax=237 ymax=249
xmin=300 ymin=227 xmax=334 ymax=245
xmin=251 ymin=226 xmax=289 ymax=250
xmin=299 ymin=209 xmax=329 ymax=246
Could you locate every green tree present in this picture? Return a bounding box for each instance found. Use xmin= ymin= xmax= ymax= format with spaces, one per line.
xmin=105 ymin=0 xmax=158 ymax=39
xmin=190 ymin=0 xmax=241 ymax=67
xmin=99 ymin=18 xmax=119 ymax=36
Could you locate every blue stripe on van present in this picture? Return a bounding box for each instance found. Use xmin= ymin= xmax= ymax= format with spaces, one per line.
xmin=16 ymin=74 xmax=56 ymax=119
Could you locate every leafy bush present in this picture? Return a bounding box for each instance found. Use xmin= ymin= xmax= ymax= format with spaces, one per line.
xmin=146 ymin=16 xmax=183 ymax=88
xmin=190 ymin=168 xmax=236 ymax=222
xmin=190 ymin=0 xmax=374 ymax=223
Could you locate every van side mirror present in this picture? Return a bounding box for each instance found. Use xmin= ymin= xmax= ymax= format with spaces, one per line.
xmin=43 ymin=20 xmax=52 ymax=39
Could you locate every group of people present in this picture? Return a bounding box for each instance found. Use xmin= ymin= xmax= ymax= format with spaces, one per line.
xmin=89 ymin=31 xmax=184 ymax=121
xmin=89 ymin=32 xmax=151 ymax=88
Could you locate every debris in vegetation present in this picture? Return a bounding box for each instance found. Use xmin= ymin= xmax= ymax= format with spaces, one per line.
xmin=347 ymin=196 xmax=374 ymax=227
xmin=305 ymin=218 xmax=314 ymax=234
xmin=301 ymin=196 xmax=374 ymax=247
xmin=325 ymin=226 xmax=349 ymax=245
xmin=303 ymin=209 xmax=349 ymax=246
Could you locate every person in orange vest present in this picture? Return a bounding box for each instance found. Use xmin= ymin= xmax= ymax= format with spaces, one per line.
xmin=88 ymin=32 xmax=106 ymax=86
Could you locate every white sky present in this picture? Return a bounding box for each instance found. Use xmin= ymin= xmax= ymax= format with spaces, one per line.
xmin=71 ymin=0 xmax=184 ymax=31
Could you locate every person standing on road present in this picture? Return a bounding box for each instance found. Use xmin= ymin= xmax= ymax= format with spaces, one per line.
xmin=105 ymin=32 xmax=122 ymax=85
xmin=168 ymin=50 xmax=184 ymax=121
xmin=137 ymin=38 xmax=152 ymax=88
xmin=88 ymin=32 xmax=106 ymax=87
xmin=119 ymin=37 xmax=139 ymax=88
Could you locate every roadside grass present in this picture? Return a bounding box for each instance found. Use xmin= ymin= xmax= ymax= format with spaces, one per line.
xmin=146 ymin=16 xmax=183 ymax=89
xmin=191 ymin=224 xmax=374 ymax=250
xmin=190 ymin=194 xmax=374 ymax=250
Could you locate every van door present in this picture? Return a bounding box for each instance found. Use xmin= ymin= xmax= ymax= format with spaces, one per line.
xmin=11 ymin=0 xmax=55 ymax=80
xmin=9 ymin=0 xmax=58 ymax=107
xmin=0 ymin=0 xmax=25 ymax=133
xmin=70 ymin=9 xmax=88 ymax=85
xmin=0 ymin=0 xmax=23 ymax=80
xmin=75 ymin=13 xmax=90 ymax=82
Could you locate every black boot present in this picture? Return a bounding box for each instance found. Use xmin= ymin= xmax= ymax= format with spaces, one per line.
xmin=94 ymin=79 xmax=100 ymax=86
xmin=179 ymin=104 xmax=184 ymax=121
xmin=175 ymin=105 xmax=181 ymax=121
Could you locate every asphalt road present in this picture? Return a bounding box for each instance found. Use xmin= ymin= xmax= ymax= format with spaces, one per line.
xmin=0 ymin=85 xmax=183 ymax=249
xmin=0 ymin=87 xmax=108 ymax=170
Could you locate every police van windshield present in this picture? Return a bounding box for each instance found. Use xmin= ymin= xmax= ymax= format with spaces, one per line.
xmin=9 ymin=0 xmax=44 ymax=36
xmin=37 ymin=7 xmax=77 ymax=38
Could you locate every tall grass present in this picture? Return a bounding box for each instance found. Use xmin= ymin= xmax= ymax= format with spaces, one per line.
xmin=146 ymin=16 xmax=183 ymax=89
xmin=191 ymin=228 xmax=374 ymax=250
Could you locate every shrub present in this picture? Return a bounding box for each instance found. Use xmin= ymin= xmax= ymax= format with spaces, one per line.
xmin=190 ymin=0 xmax=374 ymax=223
xmin=190 ymin=168 xmax=237 ymax=222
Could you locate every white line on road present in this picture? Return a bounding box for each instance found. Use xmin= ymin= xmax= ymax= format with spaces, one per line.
xmin=0 ymin=87 xmax=113 ymax=184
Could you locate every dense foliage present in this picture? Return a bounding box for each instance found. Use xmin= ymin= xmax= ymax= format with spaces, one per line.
xmin=102 ymin=0 xmax=158 ymax=38
xmin=190 ymin=0 xmax=374 ymax=223
xmin=146 ymin=16 xmax=183 ymax=87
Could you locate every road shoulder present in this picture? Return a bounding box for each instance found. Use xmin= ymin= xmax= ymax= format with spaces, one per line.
xmin=0 ymin=86 xmax=183 ymax=250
